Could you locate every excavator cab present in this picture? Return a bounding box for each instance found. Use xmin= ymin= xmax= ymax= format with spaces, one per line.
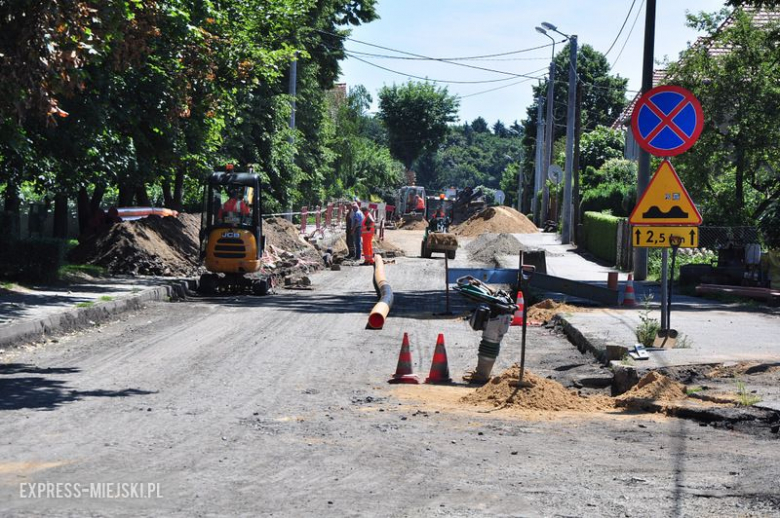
xmin=198 ymin=167 xmax=271 ymax=295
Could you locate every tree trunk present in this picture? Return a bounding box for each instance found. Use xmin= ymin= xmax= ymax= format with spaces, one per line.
xmin=77 ymin=186 xmax=91 ymax=235
xmin=161 ymin=180 xmax=174 ymax=208
xmin=90 ymin=184 xmax=106 ymax=213
xmin=53 ymin=192 xmax=69 ymax=239
xmin=3 ymin=180 xmax=21 ymax=239
xmin=118 ymin=181 xmax=134 ymax=206
xmin=135 ymin=184 xmax=152 ymax=207
xmin=735 ymin=144 xmax=745 ymax=216
xmin=172 ymin=167 xmax=185 ymax=211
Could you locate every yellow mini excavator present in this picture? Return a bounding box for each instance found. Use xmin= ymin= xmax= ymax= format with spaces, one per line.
xmin=197 ymin=166 xmax=271 ymax=295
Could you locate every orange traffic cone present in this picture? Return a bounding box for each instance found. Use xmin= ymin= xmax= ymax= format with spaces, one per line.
xmin=510 ymin=290 xmax=525 ymax=326
xmin=623 ymin=273 xmax=637 ymax=306
xmin=425 ymin=334 xmax=452 ymax=384
xmin=389 ymin=333 xmax=419 ymax=384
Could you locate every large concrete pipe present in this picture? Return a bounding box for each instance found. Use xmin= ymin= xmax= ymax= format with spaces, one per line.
xmin=368 ymin=254 xmax=393 ymax=329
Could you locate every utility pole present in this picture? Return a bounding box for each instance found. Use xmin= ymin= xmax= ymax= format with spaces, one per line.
xmin=634 ymin=0 xmax=656 ymax=280
xmin=533 ymin=96 xmax=545 ymax=225
xmin=541 ymin=62 xmax=555 ymax=226
xmin=572 ymin=80 xmax=583 ymax=244
xmin=561 ymin=35 xmax=578 ymax=244
xmin=286 ymin=54 xmax=298 ymax=222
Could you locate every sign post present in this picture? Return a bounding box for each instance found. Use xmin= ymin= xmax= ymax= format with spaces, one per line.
xmin=629 ymin=85 xmax=704 ymax=343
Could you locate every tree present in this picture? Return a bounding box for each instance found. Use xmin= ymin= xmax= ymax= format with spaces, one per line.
xmin=667 ymin=8 xmax=780 ymax=225
xmin=470 ymin=117 xmax=489 ymax=133
xmin=520 ymin=44 xmax=627 ymax=212
xmin=378 ymin=81 xmax=459 ymax=179
xmin=578 ymin=126 xmax=625 ymax=173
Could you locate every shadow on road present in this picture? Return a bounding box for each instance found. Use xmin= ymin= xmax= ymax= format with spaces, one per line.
xmin=195 ymin=289 xmax=474 ymax=319
xmin=0 ymin=363 xmax=156 ymax=411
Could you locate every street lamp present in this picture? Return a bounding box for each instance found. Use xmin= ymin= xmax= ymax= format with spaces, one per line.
xmin=541 ymin=21 xmax=578 ymax=243
xmin=535 ymin=26 xmax=557 ymax=228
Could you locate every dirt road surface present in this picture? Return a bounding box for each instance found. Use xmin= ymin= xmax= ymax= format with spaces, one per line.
xmin=1 ymin=230 xmax=779 ymax=517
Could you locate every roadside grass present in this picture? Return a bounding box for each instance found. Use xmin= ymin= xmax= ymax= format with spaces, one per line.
xmin=58 ymin=263 xmax=107 ymax=279
xmin=98 ymin=295 xmax=114 ymax=302
xmin=75 ymin=301 xmax=95 ymax=308
xmin=686 ymin=385 xmax=704 ymax=395
xmin=735 ymin=379 xmax=762 ymax=406
xmin=1 ymin=281 xmax=14 ymax=291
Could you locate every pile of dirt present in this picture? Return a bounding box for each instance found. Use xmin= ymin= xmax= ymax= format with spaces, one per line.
xmin=615 ymin=372 xmax=687 ymax=409
xmin=70 ymin=213 xmax=325 ymax=278
xmin=466 ymin=233 xmax=526 ymax=264
xmin=452 ymin=206 xmax=538 ymax=236
xmin=263 ymin=217 xmax=314 ymax=253
xmin=462 ymin=365 xmax=614 ymax=412
xmin=399 ymin=218 xmax=427 ymax=231
xmin=69 ymin=214 xmax=202 ymax=277
xmin=527 ymin=299 xmax=589 ymax=323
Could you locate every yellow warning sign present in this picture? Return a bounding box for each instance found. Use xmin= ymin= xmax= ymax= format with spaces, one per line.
xmin=632 ymin=226 xmax=699 ymax=248
xmin=629 ymin=160 xmax=702 ymax=226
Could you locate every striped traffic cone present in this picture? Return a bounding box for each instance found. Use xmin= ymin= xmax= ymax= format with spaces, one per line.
xmin=425 ymin=334 xmax=452 ymax=384
xmin=510 ymin=290 xmax=525 ymax=326
xmin=388 ymin=333 xmax=419 ymax=384
xmin=623 ymin=273 xmax=637 ymax=306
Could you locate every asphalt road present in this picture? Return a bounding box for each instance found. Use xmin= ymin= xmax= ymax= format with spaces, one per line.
xmin=1 ymin=230 xmax=779 ymax=517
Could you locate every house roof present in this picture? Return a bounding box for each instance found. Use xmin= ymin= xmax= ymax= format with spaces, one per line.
xmin=611 ymin=7 xmax=780 ymax=129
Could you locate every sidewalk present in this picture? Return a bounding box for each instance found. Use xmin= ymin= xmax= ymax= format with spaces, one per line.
xmin=0 ymin=278 xmax=185 ymax=349
xmin=504 ymin=232 xmax=780 ymax=366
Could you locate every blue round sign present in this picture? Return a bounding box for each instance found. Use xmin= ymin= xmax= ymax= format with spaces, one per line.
xmin=631 ymin=85 xmax=704 ymax=157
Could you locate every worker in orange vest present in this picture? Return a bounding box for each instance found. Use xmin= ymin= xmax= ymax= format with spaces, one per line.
xmin=218 ymin=186 xmax=250 ymax=222
xmin=361 ymin=206 xmax=375 ymax=265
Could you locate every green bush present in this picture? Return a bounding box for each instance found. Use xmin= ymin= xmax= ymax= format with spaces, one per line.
xmin=581 ymin=181 xmax=636 ymax=217
xmin=582 ymin=211 xmax=622 ymax=265
xmin=0 ymin=238 xmax=67 ymax=284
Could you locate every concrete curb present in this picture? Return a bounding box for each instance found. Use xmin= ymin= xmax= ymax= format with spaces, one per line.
xmin=0 ymin=282 xmax=188 ymax=350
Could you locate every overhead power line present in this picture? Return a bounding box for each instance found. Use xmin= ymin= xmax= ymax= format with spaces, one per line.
xmin=611 ymin=0 xmax=646 ymax=69
xmin=346 ymin=53 xmax=544 ymax=84
xmin=317 ymin=28 xmax=563 ymax=79
xmin=346 ymin=49 xmax=549 ymax=63
xmin=459 ymin=69 xmax=549 ymax=99
xmin=604 ymin=0 xmax=638 ymax=57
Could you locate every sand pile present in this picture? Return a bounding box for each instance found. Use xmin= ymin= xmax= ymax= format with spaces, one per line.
xmin=527 ymin=299 xmax=589 ymax=323
xmin=452 ymin=206 xmax=538 ymax=236
xmin=69 ymin=214 xmax=202 ymax=276
xmin=615 ymin=372 xmax=687 ymax=409
xmin=462 ymin=365 xmax=614 ymax=412
xmin=466 ymin=233 xmax=525 ymax=264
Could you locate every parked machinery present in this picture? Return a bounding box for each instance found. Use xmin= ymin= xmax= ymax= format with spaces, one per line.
xmin=197 ymin=166 xmax=271 ymax=295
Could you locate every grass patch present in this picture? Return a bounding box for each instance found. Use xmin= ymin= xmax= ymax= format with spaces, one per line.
xmin=735 ymin=379 xmax=762 ymax=407
xmin=98 ymin=295 xmax=114 ymax=302
xmin=75 ymin=301 xmax=95 ymax=308
xmin=686 ymin=385 xmax=704 ymax=395
xmin=1 ymin=281 xmax=14 ymax=290
xmin=58 ymin=264 xmax=107 ymax=278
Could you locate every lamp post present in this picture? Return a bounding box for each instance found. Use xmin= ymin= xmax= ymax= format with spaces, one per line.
xmin=541 ymin=22 xmax=578 ymax=243
xmin=535 ymin=26 xmax=557 ymax=227
xmin=506 ymin=129 xmax=523 ymax=213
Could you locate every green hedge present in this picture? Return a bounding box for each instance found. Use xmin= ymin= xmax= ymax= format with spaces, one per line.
xmin=582 ymin=211 xmax=622 ymax=265
xmin=581 ymin=182 xmax=636 ymax=217
xmin=0 ymin=238 xmax=66 ymax=284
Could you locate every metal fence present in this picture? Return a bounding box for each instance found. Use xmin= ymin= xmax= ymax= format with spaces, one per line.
xmin=614 ymin=222 xmax=759 ymax=271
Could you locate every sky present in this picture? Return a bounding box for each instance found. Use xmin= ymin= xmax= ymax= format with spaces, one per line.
xmin=337 ymin=0 xmax=727 ymax=126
